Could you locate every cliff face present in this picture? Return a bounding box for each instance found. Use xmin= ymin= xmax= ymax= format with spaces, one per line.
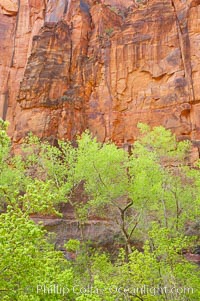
xmin=1 ymin=0 xmax=200 ymax=152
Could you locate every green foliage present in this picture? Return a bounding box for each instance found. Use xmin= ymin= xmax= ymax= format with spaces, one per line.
xmin=69 ymin=226 xmax=200 ymax=301
xmin=72 ymin=125 xmax=200 ymax=254
xmin=0 ymin=206 xmax=74 ymax=301
xmin=65 ymin=239 xmax=80 ymax=252
xmin=0 ymin=120 xmax=200 ymax=301
xmin=0 ymin=119 xmax=10 ymax=168
xmin=128 ymin=124 xmax=198 ymax=236
xmin=109 ymin=6 xmax=118 ymax=13
xmin=0 ymin=129 xmax=76 ymax=214
xmin=136 ymin=122 xmax=190 ymax=160
xmin=19 ymin=179 xmax=62 ymax=215
xmin=104 ymin=28 xmax=114 ymax=37
xmin=75 ymin=131 xmax=129 ymax=212
xmin=120 ymin=225 xmax=200 ymax=301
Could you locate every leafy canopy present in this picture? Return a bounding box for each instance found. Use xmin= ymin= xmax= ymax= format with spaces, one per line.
xmin=0 ymin=120 xmax=200 ymax=301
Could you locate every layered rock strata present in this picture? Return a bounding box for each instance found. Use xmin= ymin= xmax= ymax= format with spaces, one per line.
xmin=0 ymin=0 xmax=200 ymax=155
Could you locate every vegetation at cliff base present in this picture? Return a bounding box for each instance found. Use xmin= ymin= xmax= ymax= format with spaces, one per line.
xmin=0 ymin=119 xmax=200 ymax=301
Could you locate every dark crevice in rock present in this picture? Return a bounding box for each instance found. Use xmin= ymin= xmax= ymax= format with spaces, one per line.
xmin=10 ymin=0 xmax=20 ymax=68
xmin=64 ymin=0 xmax=69 ymax=14
xmin=80 ymin=0 xmax=90 ymax=14
xmin=171 ymin=0 xmax=195 ymax=103
xmin=2 ymin=91 xmax=8 ymax=120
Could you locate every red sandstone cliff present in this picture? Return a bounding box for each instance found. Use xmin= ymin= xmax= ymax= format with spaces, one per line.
xmin=0 ymin=0 xmax=200 ymax=154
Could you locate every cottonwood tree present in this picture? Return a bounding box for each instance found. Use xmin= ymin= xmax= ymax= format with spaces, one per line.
xmin=72 ymin=125 xmax=200 ymax=257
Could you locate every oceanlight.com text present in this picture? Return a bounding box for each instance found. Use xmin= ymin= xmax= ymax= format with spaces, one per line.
xmin=36 ymin=284 xmax=194 ymax=296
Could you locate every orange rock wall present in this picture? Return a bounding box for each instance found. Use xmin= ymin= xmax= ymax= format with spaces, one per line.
xmin=0 ymin=0 xmax=200 ymax=151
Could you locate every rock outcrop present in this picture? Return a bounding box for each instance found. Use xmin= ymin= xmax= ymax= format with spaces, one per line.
xmin=0 ymin=0 xmax=18 ymax=16
xmin=0 ymin=0 xmax=200 ymax=156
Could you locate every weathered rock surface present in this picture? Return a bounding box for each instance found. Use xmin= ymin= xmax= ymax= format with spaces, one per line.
xmin=32 ymin=216 xmax=119 ymax=248
xmin=0 ymin=0 xmax=200 ymax=154
xmin=0 ymin=0 xmax=18 ymax=16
